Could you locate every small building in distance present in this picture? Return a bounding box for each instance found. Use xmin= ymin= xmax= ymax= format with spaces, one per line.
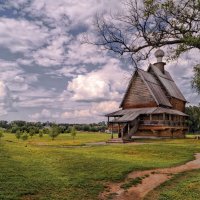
xmin=106 ymin=49 xmax=188 ymax=141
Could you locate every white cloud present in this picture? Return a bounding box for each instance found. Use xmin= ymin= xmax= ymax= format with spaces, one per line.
xmin=32 ymin=34 xmax=71 ymax=67
xmin=18 ymin=88 xmax=56 ymax=108
xmin=93 ymin=101 xmax=119 ymax=114
xmin=62 ymin=109 xmax=91 ymax=119
xmin=68 ymin=74 xmax=110 ymax=101
xmin=29 ymin=108 xmax=57 ymax=121
xmin=0 ymin=17 xmax=49 ymax=53
xmin=66 ymin=41 xmax=107 ymax=66
xmin=60 ymin=100 xmax=119 ymax=123
xmin=25 ymin=0 xmax=122 ymax=27
xmin=68 ymin=59 xmax=130 ymax=101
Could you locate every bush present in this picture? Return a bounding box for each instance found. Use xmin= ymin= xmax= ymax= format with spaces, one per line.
xmin=65 ymin=127 xmax=71 ymax=133
xmin=11 ymin=125 xmax=19 ymax=133
xmin=21 ymin=132 xmax=29 ymax=141
xmin=15 ymin=131 xmax=21 ymax=140
xmin=71 ymin=126 xmax=77 ymax=141
xmin=39 ymin=130 xmax=43 ymax=138
xmin=43 ymin=128 xmax=50 ymax=134
xmin=49 ymin=124 xmax=60 ymax=140
xmin=29 ymin=129 xmax=35 ymax=138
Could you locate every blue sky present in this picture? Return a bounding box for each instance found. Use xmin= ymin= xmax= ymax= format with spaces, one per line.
xmin=0 ymin=0 xmax=199 ymax=123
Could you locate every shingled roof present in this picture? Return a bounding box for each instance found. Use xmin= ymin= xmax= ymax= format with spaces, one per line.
xmin=148 ymin=64 xmax=186 ymax=102
xmin=137 ymin=69 xmax=172 ymax=107
xmin=106 ymin=107 xmax=188 ymax=123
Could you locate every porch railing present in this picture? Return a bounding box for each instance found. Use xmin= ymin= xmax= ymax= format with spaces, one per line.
xmin=140 ymin=120 xmax=188 ymax=127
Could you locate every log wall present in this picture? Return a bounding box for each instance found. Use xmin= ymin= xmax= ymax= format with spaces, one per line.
xmin=122 ymin=74 xmax=157 ymax=109
xmin=170 ymin=98 xmax=186 ymax=112
xmin=134 ymin=128 xmax=186 ymax=138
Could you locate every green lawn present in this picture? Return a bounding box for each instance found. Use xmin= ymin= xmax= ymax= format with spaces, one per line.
xmin=5 ymin=132 xmax=111 ymax=146
xmin=145 ymin=170 xmax=200 ymax=200
xmin=1 ymin=133 xmax=200 ymax=200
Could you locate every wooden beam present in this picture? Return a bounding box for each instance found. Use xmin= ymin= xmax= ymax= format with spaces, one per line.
xmin=128 ymin=123 xmax=130 ymax=135
xmin=163 ymin=113 xmax=165 ymax=120
xmin=121 ymin=124 xmax=124 ymax=138
xmin=111 ymin=123 xmax=113 ymax=139
xmin=118 ymin=123 xmax=120 ymax=138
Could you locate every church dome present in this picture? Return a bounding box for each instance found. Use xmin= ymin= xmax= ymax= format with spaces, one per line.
xmin=154 ymin=49 xmax=165 ymax=58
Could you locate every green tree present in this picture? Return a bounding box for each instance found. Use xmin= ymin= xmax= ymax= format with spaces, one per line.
xmin=90 ymin=126 xmax=98 ymax=132
xmin=59 ymin=125 xmax=66 ymax=133
xmin=65 ymin=127 xmax=71 ymax=133
xmin=70 ymin=126 xmax=77 ymax=141
xmin=185 ymin=105 xmax=200 ymax=133
xmin=43 ymin=128 xmax=50 ymax=135
xmin=15 ymin=130 xmax=21 ymax=140
xmin=49 ymin=124 xmax=60 ymax=140
xmin=0 ymin=121 xmax=9 ymax=129
xmin=39 ymin=130 xmax=43 ymax=138
xmin=11 ymin=125 xmax=19 ymax=133
xmin=29 ymin=129 xmax=35 ymax=138
xmin=82 ymin=125 xmax=91 ymax=132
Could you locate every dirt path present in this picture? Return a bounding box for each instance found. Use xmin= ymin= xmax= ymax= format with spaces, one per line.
xmin=99 ymin=153 xmax=200 ymax=200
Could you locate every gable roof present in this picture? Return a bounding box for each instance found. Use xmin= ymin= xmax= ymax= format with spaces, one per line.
xmin=148 ymin=64 xmax=186 ymax=102
xmin=120 ymin=68 xmax=172 ymax=108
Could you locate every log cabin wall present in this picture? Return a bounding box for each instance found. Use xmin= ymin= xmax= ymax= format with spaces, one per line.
xmin=170 ymin=98 xmax=186 ymax=112
xmin=134 ymin=129 xmax=185 ymax=138
xmin=122 ymin=74 xmax=157 ymax=109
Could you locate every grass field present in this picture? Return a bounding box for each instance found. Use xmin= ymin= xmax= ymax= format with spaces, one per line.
xmin=145 ymin=170 xmax=200 ymax=200
xmin=24 ymin=132 xmax=110 ymax=146
xmin=1 ymin=133 xmax=200 ymax=200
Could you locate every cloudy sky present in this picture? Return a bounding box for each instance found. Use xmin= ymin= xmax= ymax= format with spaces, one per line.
xmin=0 ymin=0 xmax=199 ymax=123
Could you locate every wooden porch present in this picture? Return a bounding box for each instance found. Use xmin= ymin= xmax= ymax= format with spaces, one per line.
xmin=107 ymin=112 xmax=188 ymax=140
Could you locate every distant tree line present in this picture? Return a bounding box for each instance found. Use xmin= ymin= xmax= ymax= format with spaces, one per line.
xmin=186 ymin=105 xmax=200 ymax=133
xmin=0 ymin=121 xmax=107 ymax=134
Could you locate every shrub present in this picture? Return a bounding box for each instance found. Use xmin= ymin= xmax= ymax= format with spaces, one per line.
xmin=70 ymin=126 xmax=77 ymax=141
xmin=21 ymin=132 xmax=29 ymax=141
xmin=49 ymin=123 xmax=60 ymax=140
xmin=15 ymin=130 xmax=21 ymax=140
xmin=39 ymin=130 xmax=43 ymax=138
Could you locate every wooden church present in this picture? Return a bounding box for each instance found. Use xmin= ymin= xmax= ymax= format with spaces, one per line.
xmin=106 ymin=49 xmax=188 ymax=141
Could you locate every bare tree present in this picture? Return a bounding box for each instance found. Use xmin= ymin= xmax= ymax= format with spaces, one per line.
xmin=85 ymin=0 xmax=200 ymax=65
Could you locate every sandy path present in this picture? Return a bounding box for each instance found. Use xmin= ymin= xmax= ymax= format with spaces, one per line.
xmin=99 ymin=153 xmax=200 ymax=200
